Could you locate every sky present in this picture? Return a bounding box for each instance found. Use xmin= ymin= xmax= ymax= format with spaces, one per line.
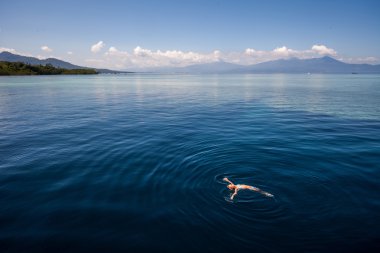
xmin=1 ymin=0 xmax=380 ymax=69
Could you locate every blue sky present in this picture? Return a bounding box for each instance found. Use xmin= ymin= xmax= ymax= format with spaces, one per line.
xmin=1 ymin=0 xmax=380 ymax=69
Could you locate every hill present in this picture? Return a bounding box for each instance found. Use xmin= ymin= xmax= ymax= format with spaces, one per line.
xmin=0 ymin=61 xmax=97 ymax=75
xmin=0 ymin=51 xmax=129 ymax=74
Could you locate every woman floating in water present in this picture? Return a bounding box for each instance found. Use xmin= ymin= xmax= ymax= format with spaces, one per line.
xmin=223 ymin=177 xmax=273 ymax=200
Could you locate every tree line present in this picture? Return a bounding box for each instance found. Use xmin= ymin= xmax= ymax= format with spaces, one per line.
xmin=0 ymin=61 xmax=98 ymax=75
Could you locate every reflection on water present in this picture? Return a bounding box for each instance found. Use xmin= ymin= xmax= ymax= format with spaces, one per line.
xmin=0 ymin=74 xmax=380 ymax=252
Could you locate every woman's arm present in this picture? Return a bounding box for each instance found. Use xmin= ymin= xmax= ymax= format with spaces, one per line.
xmin=230 ymin=188 xmax=238 ymax=200
xmin=223 ymin=177 xmax=234 ymax=185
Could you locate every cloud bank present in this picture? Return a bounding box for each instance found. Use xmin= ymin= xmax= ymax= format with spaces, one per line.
xmin=85 ymin=44 xmax=350 ymax=69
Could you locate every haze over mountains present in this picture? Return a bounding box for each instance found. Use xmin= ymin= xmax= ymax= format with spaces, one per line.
xmin=1 ymin=51 xmax=380 ymax=74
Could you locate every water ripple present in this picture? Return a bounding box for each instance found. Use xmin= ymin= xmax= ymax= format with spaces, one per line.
xmin=1 ymin=75 xmax=380 ymax=252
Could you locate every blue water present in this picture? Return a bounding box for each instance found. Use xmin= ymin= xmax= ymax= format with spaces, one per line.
xmin=1 ymin=74 xmax=380 ymax=252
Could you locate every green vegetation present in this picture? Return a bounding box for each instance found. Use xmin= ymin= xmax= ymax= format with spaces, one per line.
xmin=0 ymin=61 xmax=98 ymax=75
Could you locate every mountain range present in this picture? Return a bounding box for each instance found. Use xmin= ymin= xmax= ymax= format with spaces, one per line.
xmin=143 ymin=56 xmax=380 ymax=74
xmin=1 ymin=51 xmax=380 ymax=74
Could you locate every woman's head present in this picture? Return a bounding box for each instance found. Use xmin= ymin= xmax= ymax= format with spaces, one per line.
xmin=228 ymin=184 xmax=236 ymax=190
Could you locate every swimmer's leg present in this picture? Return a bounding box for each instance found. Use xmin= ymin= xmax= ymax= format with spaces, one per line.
xmin=249 ymin=186 xmax=273 ymax=198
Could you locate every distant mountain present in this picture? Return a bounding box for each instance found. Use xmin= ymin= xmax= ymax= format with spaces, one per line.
xmin=136 ymin=61 xmax=242 ymax=73
xmin=178 ymin=61 xmax=242 ymax=73
xmin=240 ymin=56 xmax=380 ymax=74
xmin=0 ymin=51 xmax=84 ymax=69
xmin=141 ymin=56 xmax=380 ymax=74
xmin=0 ymin=51 xmax=129 ymax=74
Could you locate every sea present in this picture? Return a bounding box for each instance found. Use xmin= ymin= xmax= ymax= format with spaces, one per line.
xmin=0 ymin=74 xmax=379 ymax=252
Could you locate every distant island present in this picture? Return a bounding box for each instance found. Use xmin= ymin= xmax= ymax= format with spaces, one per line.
xmin=0 ymin=61 xmax=98 ymax=76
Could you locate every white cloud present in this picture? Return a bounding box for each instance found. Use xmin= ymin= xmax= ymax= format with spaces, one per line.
xmin=240 ymin=45 xmax=340 ymax=64
xmin=311 ymin=44 xmax=337 ymax=56
xmin=104 ymin=47 xmax=128 ymax=57
xmin=125 ymin=46 xmax=222 ymax=67
xmin=133 ymin=46 xmax=152 ymax=57
xmin=36 ymin=54 xmax=61 ymax=60
xmin=108 ymin=47 xmax=118 ymax=53
xmin=0 ymin=47 xmax=34 ymax=57
xmin=0 ymin=47 xmax=17 ymax=53
xmin=245 ymin=48 xmax=256 ymax=55
xmin=85 ymin=45 xmax=321 ymax=69
xmin=41 ymin=46 xmax=52 ymax=52
xmin=213 ymin=50 xmax=221 ymax=60
xmin=67 ymin=51 xmax=73 ymax=55
xmin=273 ymin=46 xmax=295 ymax=56
xmin=273 ymin=46 xmax=287 ymax=53
xmin=91 ymin=41 xmax=105 ymax=53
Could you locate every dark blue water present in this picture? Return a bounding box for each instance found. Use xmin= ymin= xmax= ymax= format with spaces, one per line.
xmin=1 ymin=74 xmax=380 ymax=252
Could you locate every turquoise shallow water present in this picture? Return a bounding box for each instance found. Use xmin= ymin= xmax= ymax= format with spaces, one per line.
xmin=0 ymin=74 xmax=380 ymax=252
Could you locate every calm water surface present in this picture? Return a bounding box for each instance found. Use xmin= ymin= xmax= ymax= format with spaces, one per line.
xmin=0 ymin=74 xmax=380 ymax=252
